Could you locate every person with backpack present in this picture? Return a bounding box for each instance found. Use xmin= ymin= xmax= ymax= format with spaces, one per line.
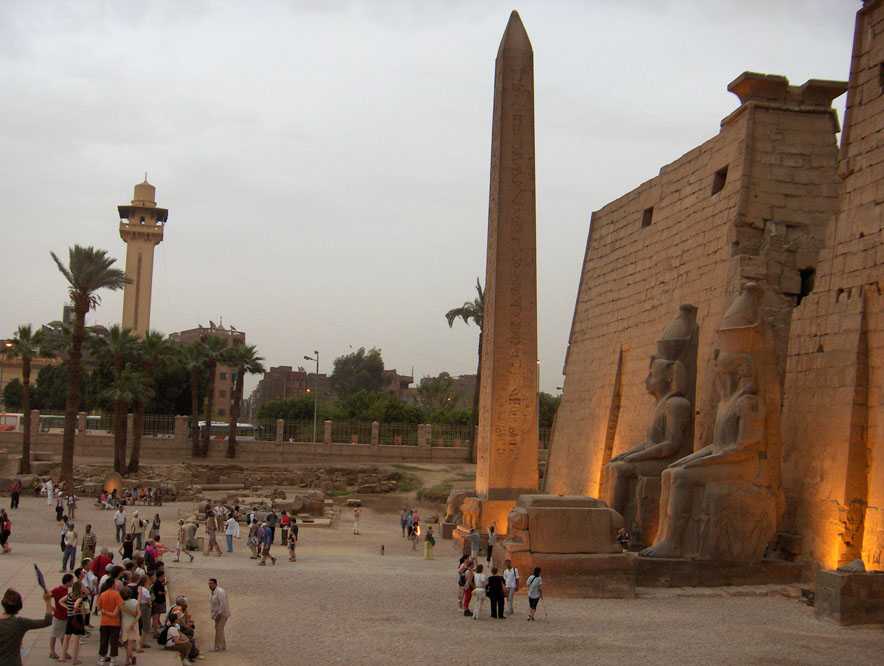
xmin=423 ymin=526 xmax=436 ymax=559
xmin=526 ymin=567 xmax=543 ymax=621
xmin=461 ymin=561 xmax=476 ymax=617
xmin=160 ymin=611 xmax=193 ymax=665
xmin=503 ymin=559 xmax=520 ymax=615
xmin=456 ymin=556 xmax=469 ymax=610
xmin=486 ymin=567 xmax=507 ymax=619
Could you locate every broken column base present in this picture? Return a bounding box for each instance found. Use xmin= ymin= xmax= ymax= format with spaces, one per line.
xmin=815 ymin=569 xmax=884 ymax=625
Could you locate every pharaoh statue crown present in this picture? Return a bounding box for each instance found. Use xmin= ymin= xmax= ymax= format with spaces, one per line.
xmin=656 ymin=304 xmax=698 ymax=362
xmin=718 ymin=282 xmax=765 ymax=354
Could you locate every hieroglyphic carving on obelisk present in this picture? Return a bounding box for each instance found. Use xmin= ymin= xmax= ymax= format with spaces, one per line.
xmin=474 ymin=10 xmax=539 ymax=528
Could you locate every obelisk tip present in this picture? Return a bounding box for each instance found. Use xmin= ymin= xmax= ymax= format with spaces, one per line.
xmin=498 ymin=10 xmax=532 ymax=56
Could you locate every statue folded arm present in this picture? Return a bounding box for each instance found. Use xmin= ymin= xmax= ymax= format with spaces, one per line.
xmin=621 ymin=397 xmax=691 ymax=462
xmin=681 ymin=394 xmax=764 ymax=469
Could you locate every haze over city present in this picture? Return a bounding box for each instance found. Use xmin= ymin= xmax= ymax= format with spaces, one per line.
xmin=0 ymin=0 xmax=857 ymax=392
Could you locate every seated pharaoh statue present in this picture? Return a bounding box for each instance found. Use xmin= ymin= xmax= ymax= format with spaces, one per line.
xmin=601 ymin=305 xmax=698 ymax=547
xmin=641 ymin=283 xmax=783 ymax=562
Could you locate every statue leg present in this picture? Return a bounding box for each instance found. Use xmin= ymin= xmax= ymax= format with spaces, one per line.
xmin=640 ymin=467 xmax=692 ymax=558
xmin=607 ymin=462 xmax=636 ymax=517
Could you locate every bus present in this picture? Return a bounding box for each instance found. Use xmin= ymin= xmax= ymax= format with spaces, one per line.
xmin=197 ymin=421 xmax=259 ymax=440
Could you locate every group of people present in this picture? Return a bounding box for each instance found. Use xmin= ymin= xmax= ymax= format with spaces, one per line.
xmin=457 ymin=557 xmax=542 ymax=621
xmin=97 ymin=487 xmax=163 ymax=510
xmin=0 ymin=480 xmax=234 ymax=666
xmin=200 ymin=504 xmax=301 ymax=565
xmin=399 ymin=507 xmax=436 ymax=557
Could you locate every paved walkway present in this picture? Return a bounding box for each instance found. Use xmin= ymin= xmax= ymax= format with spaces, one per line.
xmin=2 ymin=492 xmax=883 ymax=665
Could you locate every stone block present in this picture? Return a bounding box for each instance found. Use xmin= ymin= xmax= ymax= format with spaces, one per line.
xmin=527 ymin=507 xmax=622 ymax=554
xmin=815 ymin=570 xmax=884 ymax=625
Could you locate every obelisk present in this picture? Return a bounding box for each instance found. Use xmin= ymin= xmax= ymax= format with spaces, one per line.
xmin=473 ymin=10 xmax=539 ymax=533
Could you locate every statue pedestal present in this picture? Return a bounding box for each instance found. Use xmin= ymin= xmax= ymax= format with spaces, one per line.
xmin=494 ymin=494 xmax=634 ymax=598
xmin=815 ymin=570 xmax=884 ymax=625
xmin=634 ymin=556 xmax=805 ymax=587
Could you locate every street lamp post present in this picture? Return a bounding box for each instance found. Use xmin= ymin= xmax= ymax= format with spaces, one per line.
xmin=304 ymin=351 xmax=319 ymax=443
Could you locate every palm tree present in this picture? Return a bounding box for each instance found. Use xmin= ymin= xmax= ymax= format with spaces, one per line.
xmin=127 ymin=330 xmax=172 ymax=474
xmin=222 ymin=343 xmax=265 ymax=459
xmin=51 ymin=246 xmax=128 ymax=485
xmin=179 ymin=342 xmax=206 ymax=458
xmin=90 ymin=325 xmax=138 ymax=474
xmin=101 ymin=368 xmax=147 ymax=472
xmin=3 ymin=325 xmax=50 ymax=474
xmin=445 ymin=277 xmax=484 ymax=463
xmin=199 ymin=335 xmax=229 ymax=456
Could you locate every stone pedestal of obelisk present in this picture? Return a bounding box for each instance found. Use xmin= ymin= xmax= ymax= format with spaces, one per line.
xmin=460 ymin=11 xmax=539 ymax=536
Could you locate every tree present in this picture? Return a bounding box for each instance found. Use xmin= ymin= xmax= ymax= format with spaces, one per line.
xmin=3 ymin=378 xmax=23 ymax=409
xmin=257 ymin=396 xmax=316 ymax=421
xmin=32 ymin=365 xmax=69 ymax=410
xmin=179 ymin=342 xmax=206 ymax=458
xmin=3 ymin=324 xmax=50 ymax=473
xmin=539 ymin=391 xmax=561 ymax=429
xmin=330 ymin=347 xmax=385 ymax=398
xmin=102 ymin=367 xmax=147 ymax=472
xmin=416 ymin=372 xmax=457 ymax=411
xmin=90 ymin=325 xmax=138 ymax=474
xmin=445 ymin=277 xmax=484 ymax=462
xmin=128 ymin=331 xmax=174 ymax=473
xmin=199 ymin=335 xmax=229 ymax=456
xmin=222 ymin=343 xmax=264 ymax=459
xmin=51 ymin=245 xmax=128 ymax=485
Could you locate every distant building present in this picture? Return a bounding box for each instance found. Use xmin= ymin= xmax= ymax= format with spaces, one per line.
xmin=383 ymin=369 xmax=413 ymax=400
xmin=451 ymin=374 xmax=477 ymax=410
xmin=249 ymin=365 xmax=331 ymax=419
xmin=0 ymin=340 xmax=57 ymax=410
xmin=169 ymin=321 xmax=245 ymax=418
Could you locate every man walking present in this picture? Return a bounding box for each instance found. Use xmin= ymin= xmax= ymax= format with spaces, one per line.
xmin=175 ymin=519 xmax=195 ymax=562
xmin=113 ymin=506 xmax=126 ymax=543
xmin=258 ymin=522 xmax=276 ymax=566
xmin=224 ymin=514 xmax=239 ymax=553
xmin=206 ymin=511 xmax=222 ymax=557
xmin=208 ymin=578 xmax=230 ymax=652
xmin=266 ymin=509 xmax=278 ymax=544
xmin=352 ymin=506 xmax=360 ymax=535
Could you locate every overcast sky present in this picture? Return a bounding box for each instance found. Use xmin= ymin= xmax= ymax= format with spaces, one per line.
xmin=0 ymin=1 xmax=859 ymax=394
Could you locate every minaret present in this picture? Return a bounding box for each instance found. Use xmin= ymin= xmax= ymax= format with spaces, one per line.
xmin=118 ymin=177 xmax=168 ymax=336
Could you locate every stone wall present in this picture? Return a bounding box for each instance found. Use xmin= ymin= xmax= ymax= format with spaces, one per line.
xmin=0 ymin=431 xmax=471 ymax=466
xmin=547 ymin=72 xmax=844 ymax=499
xmin=781 ymin=0 xmax=884 ymax=571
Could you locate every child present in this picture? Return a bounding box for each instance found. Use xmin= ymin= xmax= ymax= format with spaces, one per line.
xmin=287 ymin=519 xmax=298 ymax=562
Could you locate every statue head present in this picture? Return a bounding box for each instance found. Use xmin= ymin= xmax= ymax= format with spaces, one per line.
xmin=645 ymin=357 xmax=688 ymax=400
xmin=714 ymin=282 xmax=766 ymax=395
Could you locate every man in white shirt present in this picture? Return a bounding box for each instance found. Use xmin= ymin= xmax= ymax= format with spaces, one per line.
xmin=503 ymin=559 xmax=520 ymax=615
xmin=224 ymin=516 xmax=240 ymax=553
xmin=208 ymin=578 xmax=231 ymax=652
xmin=113 ymin=507 xmax=127 ymax=543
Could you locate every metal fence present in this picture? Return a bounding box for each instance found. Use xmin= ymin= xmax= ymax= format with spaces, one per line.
xmin=430 ymin=424 xmax=473 ymax=448
xmin=378 ymin=422 xmax=419 ymax=446
xmin=143 ymin=414 xmax=176 ymax=438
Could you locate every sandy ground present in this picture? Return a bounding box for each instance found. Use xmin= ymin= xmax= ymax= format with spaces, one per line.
xmin=2 ymin=492 xmax=883 ymax=666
